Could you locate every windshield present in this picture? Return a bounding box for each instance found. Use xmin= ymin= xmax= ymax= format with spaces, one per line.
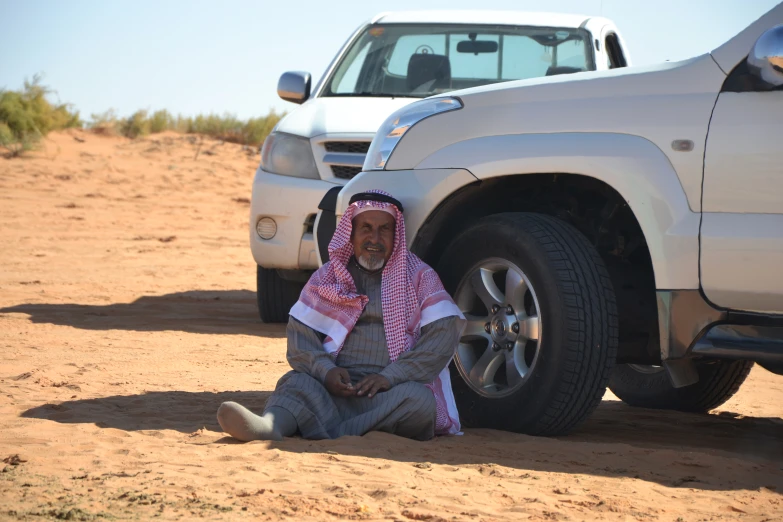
xmin=323 ymin=23 xmax=594 ymax=98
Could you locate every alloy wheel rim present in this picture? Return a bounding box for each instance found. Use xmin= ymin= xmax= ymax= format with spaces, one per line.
xmin=453 ymin=258 xmax=542 ymax=398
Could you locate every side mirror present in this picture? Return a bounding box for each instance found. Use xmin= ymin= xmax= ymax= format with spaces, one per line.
xmin=748 ymin=24 xmax=783 ymax=87
xmin=277 ymin=71 xmax=312 ymax=104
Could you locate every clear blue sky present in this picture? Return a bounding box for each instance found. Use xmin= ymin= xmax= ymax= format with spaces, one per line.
xmin=1 ymin=0 xmax=779 ymax=121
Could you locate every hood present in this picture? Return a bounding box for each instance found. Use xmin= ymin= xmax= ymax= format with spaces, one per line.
xmin=275 ymin=96 xmax=417 ymax=138
xmin=386 ymin=52 xmax=727 ymax=172
xmin=448 ymin=57 xmax=705 ymax=107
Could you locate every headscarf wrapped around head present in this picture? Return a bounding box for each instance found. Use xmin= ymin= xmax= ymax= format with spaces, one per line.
xmin=289 ymin=189 xmax=464 ymax=435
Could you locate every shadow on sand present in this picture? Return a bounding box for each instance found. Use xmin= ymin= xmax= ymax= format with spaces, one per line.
xmin=0 ymin=290 xmax=285 ymax=337
xmin=21 ymin=390 xmax=783 ymax=492
xmin=21 ymin=390 xmax=272 ymax=434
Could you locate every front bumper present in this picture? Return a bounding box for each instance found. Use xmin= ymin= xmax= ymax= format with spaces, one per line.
xmin=249 ymin=167 xmax=340 ymax=270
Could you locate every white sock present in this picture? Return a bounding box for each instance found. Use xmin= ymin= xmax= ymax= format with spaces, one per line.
xmin=216 ymin=402 xmax=297 ymax=442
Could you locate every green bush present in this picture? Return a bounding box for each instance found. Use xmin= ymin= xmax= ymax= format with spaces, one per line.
xmin=119 ymin=109 xmax=150 ymax=139
xmin=177 ymin=110 xmax=283 ymax=146
xmin=149 ymin=109 xmax=174 ymax=134
xmin=88 ymin=108 xmax=119 ymax=135
xmin=242 ymin=110 xmax=282 ymax=146
xmin=0 ymin=74 xmax=81 ymax=155
xmin=0 ymin=123 xmax=12 ymax=145
xmin=84 ymin=108 xmax=282 ymax=146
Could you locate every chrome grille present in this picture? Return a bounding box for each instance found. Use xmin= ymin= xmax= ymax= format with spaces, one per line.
xmin=314 ymin=137 xmax=372 ymax=182
xmin=331 ymin=165 xmax=363 ymax=179
xmin=324 ymin=141 xmax=371 ymax=154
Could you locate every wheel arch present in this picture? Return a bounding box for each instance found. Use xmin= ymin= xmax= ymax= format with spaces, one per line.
xmin=412 ymin=132 xmax=700 ymax=291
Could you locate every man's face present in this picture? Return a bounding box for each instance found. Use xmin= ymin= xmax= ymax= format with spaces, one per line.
xmin=351 ymin=210 xmax=395 ymax=272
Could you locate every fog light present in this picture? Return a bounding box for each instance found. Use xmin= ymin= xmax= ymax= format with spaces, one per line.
xmin=256 ymin=217 xmax=277 ymax=240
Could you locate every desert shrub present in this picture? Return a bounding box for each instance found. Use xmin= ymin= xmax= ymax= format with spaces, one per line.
xmin=149 ymin=109 xmax=174 ymax=133
xmin=0 ymin=90 xmax=41 ymax=152
xmin=0 ymin=122 xmax=36 ymax=157
xmin=242 ymin=110 xmax=282 ymax=146
xmin=84 ymin=108 xmax=282 ymax=145
xmin=50 ymin=101 xmax=82 ymax=130
xmin=119 ymin=109 xmax=150 ymax=139
xmin=187 ymin=113 xmax=239 ymax=139
xmin=0 ymin=121 xmax=38 ymax=157
xmin=1 ymin=75 xmax=283 ymax=149
xmin=88 ymin=108 xmax=119 ymax=135
xmin=0 ymin=123 xmax=12 ymax=145
xmin=0 ymin=74 xmax=81 ymax=155
xmin=172 ymin=114 xmax=191 ymax=133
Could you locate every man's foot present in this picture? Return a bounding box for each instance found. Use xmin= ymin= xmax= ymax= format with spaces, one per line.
xmin=216 ymin=402 xmax=295 ymax=442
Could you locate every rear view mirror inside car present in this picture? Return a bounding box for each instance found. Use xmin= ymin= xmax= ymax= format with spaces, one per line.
xmin=457 ymin=40 xmax=498 ymax=54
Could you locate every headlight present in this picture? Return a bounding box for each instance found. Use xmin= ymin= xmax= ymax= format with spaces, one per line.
xmin=260 ymin=132 xmax=319 ymax=179
xmin=364 ymin=97 xmax=463 ymax=171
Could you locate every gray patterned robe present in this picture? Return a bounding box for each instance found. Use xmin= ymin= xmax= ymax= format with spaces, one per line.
xmin=264 ymin=258 xmax=459 ymax=440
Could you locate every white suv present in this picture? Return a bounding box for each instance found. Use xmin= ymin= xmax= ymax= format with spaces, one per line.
xmin=315 ymin=5 xmax=783 ymax=435
xmin=249 ymin=10 xmax=630 ymax=322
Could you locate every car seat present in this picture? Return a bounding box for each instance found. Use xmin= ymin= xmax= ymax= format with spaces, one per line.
xmin=407 ymin=54 xmax=452 ymax=93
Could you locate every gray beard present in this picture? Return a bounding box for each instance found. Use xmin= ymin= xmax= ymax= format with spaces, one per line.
xmin=357 ymin=253 xmax=386 ymax=272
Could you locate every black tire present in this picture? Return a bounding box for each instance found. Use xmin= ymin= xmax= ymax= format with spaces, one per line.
xmin=256 ymin=266 xmax=304 ymax=323
xmin=437 ymin=212 xmax=618 ymax=436
xmin=608 ymin=360 xmax=754 ymax=412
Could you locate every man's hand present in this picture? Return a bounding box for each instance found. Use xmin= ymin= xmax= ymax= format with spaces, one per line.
xmin=324 ymin=367 xmax=355 ymax=397
xmin=355 ymin=374 xmax=391 ymax=398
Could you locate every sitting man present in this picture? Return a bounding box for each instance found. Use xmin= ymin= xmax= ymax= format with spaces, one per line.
xmin=217 ymin=189 xmax=464 ymax=441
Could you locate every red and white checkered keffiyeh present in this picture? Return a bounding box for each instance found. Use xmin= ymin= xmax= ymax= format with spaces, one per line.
xmin=289 ymin=189 xmax=464 ymax=436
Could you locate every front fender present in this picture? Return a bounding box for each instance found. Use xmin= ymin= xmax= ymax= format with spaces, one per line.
xmin=414 ymin=132 xmax=700 ymax=290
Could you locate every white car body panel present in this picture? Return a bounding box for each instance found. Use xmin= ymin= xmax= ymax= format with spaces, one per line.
xmin=413 ymin=132 xmax=700 ymax=290
xmin=249 ymin=170 xmax=336 ymax=269
xmin=374 ymin=10 xmax=594 ymax=28
xmin=387 ymin=54 xmax=726 ymax=212
xmin=703 ymin=92 xmax=783 ymax=214
xmin=275 ymin=98 xmax=416 ymax=139
xmin=701 ymin=89 xmax=783 ymax=313
xmin=701 ymin=214 xmax=783 ymax=313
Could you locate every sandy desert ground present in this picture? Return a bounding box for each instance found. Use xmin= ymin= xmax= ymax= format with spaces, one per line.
xmin=0 ymin=129 xmax=781 ymax=521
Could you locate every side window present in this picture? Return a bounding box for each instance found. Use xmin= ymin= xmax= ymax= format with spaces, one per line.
xmin=334 ymin=42 xmax=371 ymax=93
xmin=605 ymin=33 xmax=627 ymax=69
xmin=387 ymin=35 xmax=446 ymax=76
xmin=449 ymin=34 xmax=499 ymax=79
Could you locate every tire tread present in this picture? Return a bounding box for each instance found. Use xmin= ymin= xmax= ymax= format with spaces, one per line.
xmin=513 ymin=214 xmax=618 ymax=435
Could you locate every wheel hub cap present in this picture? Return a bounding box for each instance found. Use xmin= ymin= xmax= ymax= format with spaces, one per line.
xmin=453 ymin=258 xmax=543 ymax=398
xmin=492 ymin=317 xmax=507 ymax=340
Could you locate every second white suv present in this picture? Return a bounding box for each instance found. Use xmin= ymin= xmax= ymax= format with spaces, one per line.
xmin=249 ymin=10 xmax=630 ymax=322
